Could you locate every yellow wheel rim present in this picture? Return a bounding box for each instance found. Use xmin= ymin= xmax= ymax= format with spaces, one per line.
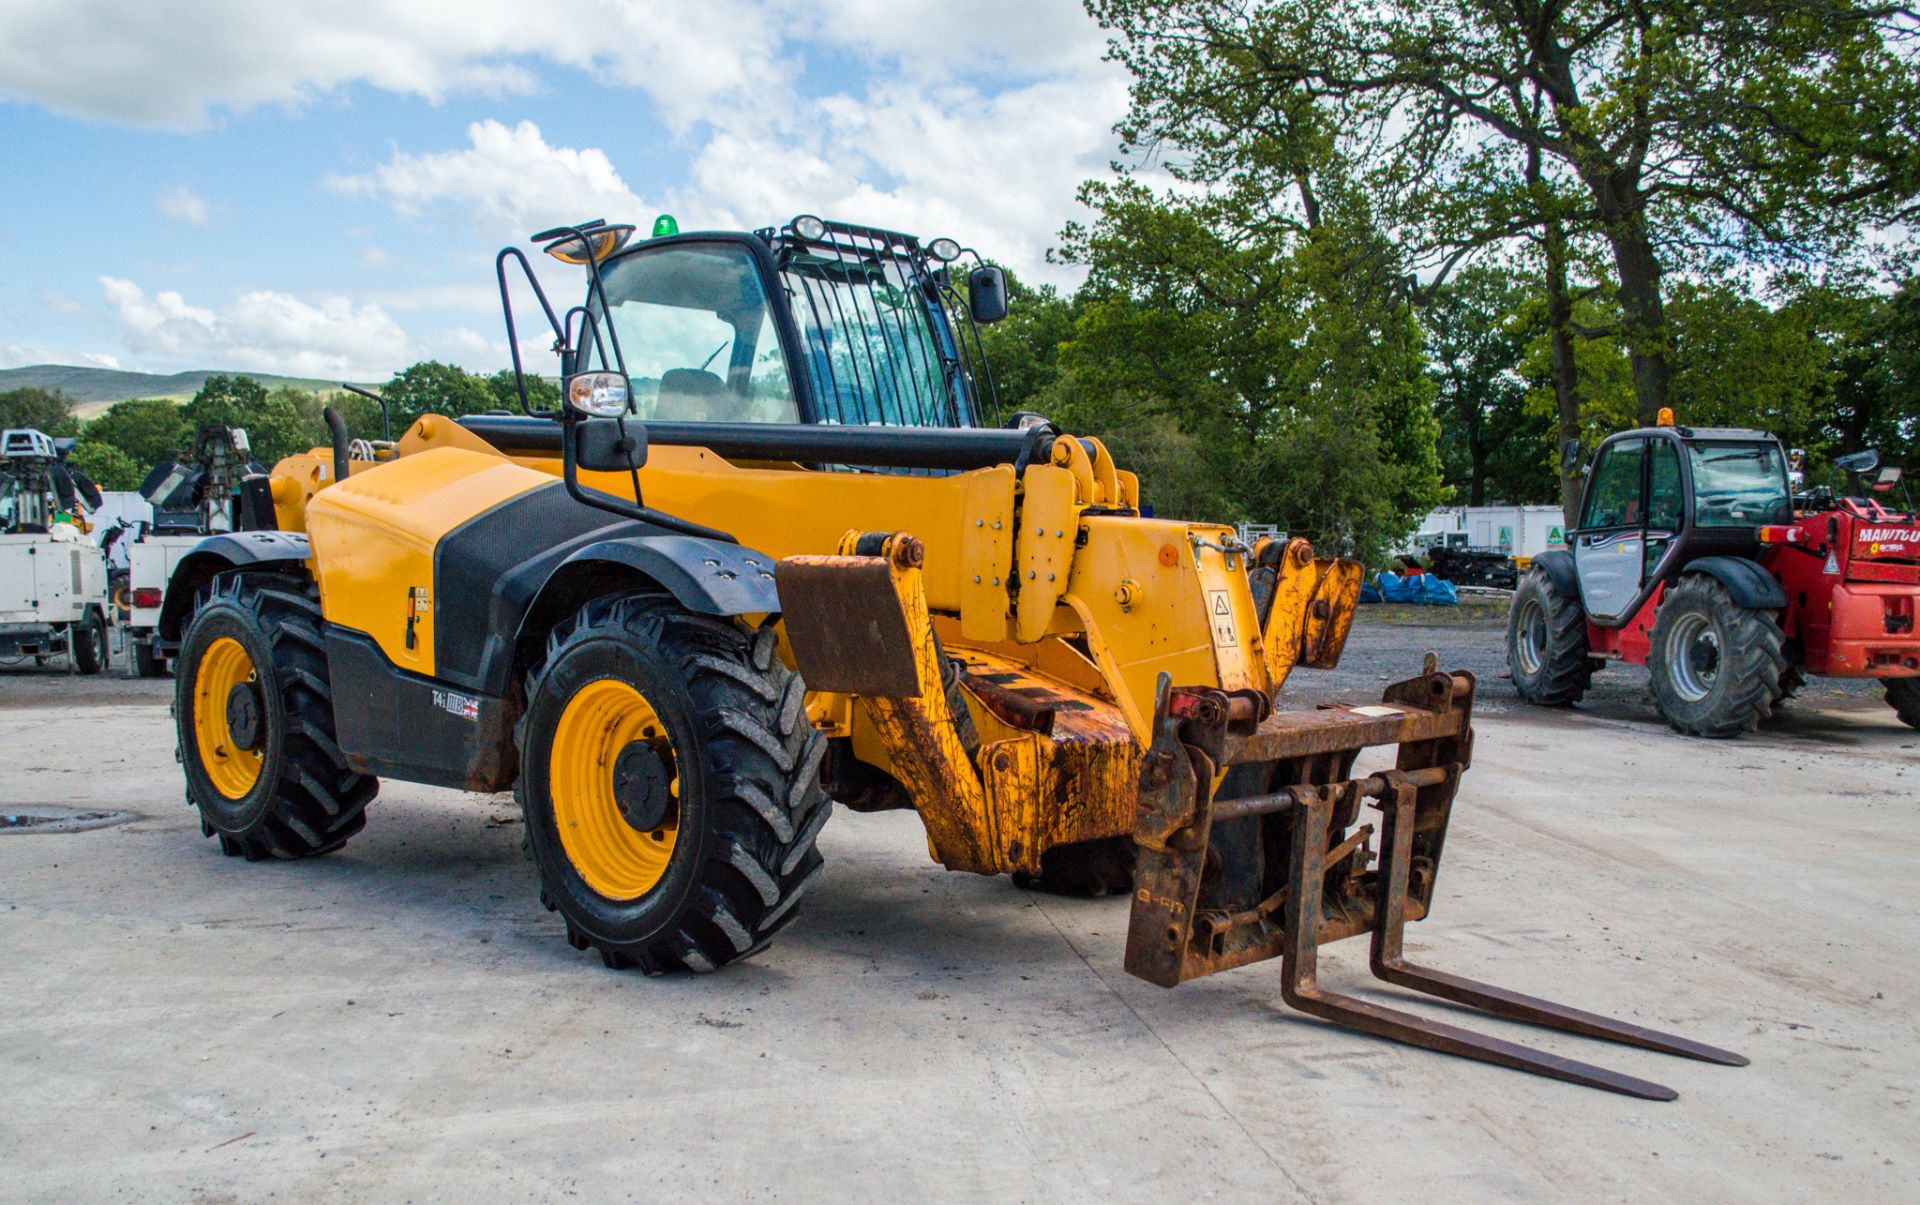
xmin=550 ymin=679 xmax=681 ymax=901
xmin=193 ymin=636 xmax=264 ymax=799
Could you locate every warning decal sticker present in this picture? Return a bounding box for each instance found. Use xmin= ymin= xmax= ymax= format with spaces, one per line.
xmin=1208 ymin=589 xmax=1237 ymax=647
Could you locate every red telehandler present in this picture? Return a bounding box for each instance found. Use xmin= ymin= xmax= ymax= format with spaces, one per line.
xmin=1508 ymin=412 xmax=1919 ymax=737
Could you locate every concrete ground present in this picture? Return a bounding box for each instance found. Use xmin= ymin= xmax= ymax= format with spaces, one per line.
xmin=1 ymin=611 xmax=1916 ymax=1202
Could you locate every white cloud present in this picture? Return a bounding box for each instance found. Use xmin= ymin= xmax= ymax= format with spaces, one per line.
xmin=98 ymin=276 xmax=415 ymax=379
xmin=155 ymin=185 xmax=210 ymax=226
xmin=327 ymin=120 xmax=650 ymax=236
xmin=0 ymin=0 xmax=785 ymax=129
xmin=792 ymin=0 xmax=1109 ymax=77
xmin=332 ymin=65 xmax=1129 ymax=286
xmin=682 ymin=71 xmax=1130 ymax=284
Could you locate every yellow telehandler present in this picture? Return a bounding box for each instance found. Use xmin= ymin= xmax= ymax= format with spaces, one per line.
xmin=159 ymin=216 xmax=1743 ymax=1098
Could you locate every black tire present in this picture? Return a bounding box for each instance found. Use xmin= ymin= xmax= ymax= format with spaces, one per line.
xmin=1506 ymin=566 xmax=1596 ymax=705
xmin=1647 ymin=575 xmax=1785 ymax=738
xmin=71 ymin=610 xmax=107 ymax=675
xmin=176 ymin=573 xmax=376 ymax=860
xmin=1887 ymin=677 xmax=1920 ymax=729
xmin=133 ymin=635 xmax=168 ymax=678
xmin=518 ymin=594 xmax=829 ymax=974
xmin=1011 ymin=836 xmax=1136 ymax=897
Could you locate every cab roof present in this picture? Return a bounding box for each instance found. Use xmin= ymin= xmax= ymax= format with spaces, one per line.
xmin=1611 ymin=425 xmax=1778 ymax=444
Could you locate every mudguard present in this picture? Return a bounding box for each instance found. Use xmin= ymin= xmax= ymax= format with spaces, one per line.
xmin=1531 ymin=548 xmax=1580 ymax=599
xmin=554 ymin=536 xmax=780 ymax=618
xmin=157 ymin=531 xmax=311 ymax=640
xmin=1677 ymin=555 xmax=1788 ymax=610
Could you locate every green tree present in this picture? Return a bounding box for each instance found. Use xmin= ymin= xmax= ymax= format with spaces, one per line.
xmin=182 ymin=376 xmax=317 ymax=466
xmin=0 ymin=386 xmax=77 ymax=436
xmin=1089 ymin=0 xmax=1920 ymax=426
xmin=81 ymin=398 xmax=190 ymax=470
xmin=485 ymin=369 xmax=561 ymax=416
xmin=1427 ymin=265 xmax=1557 ymax=505
xmin=65 ymin=440 xmax=142 ymax=492
xmin=383 ymin=361 xmax=494 ymax=424
xmin=973 ymin=271 xmax=1079 ymax=420
xmin=1052 ymin=176 xmax=1444 ymax=559
xmin=1820 ymin=277 xmax=1920 ymax=469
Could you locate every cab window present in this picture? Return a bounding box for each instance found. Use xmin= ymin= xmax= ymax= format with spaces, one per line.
xmin=595 ymin=243 xmax=800 ymax=423
xmin=1580 ymin=439 xmax=1645 ymax=529
xmin=1645 ymin=439 xmax=1684 ymax=530
xmin=1688 ymin=442 xmax=1791 ymax=527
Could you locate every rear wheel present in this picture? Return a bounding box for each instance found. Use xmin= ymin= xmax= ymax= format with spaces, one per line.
xmin=71 ymin=611 xmax=107 ymax=675
xmin=133 ymin=635 xmax=168 ymax=678
xmin=1887 ymin=677 xmax=1920 ymax=729
xmin=1647 ymin=576 xmax=1785 ymax=738
xmin=518 ymin=594 xmax=829 ymax=973
xmin=175 ymin=574 xmax=375 ymax=859
xmin=1506 ymin=567 xmax=1596 ymax=705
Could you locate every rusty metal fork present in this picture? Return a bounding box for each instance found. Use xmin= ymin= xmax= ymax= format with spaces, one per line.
xmin=1280 ymin=784 xmax=1701 ymax=1101
xmin=1368 ymin=776 xmax=1749 ymax=1069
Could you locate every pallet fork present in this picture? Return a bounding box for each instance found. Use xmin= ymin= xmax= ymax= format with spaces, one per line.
xmin=1125 ymin=657 xmax=1747 ymax=1099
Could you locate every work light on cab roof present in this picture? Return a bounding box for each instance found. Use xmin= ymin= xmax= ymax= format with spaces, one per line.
xmin=534 ymin=219 xmax=635 ymax=265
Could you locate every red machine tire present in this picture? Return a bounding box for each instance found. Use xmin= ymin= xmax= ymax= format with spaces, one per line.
xmin=1647 ymin=576 xmax=1785 ymax=738
xmin=1886 ymin=677 xmax=1920 ymax=730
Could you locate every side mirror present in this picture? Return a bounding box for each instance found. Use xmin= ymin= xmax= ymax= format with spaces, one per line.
xmin=1835 ymin=449 xmax=1880 ymax=475
xmin=575 ymin=419 xmax=648 ymax=473
xmin=1559 ymin=439 xmax=1584 ymax=474
xmin=565 ymin=370 xmax=633 ymax=418
xmin=968 ymin=265 xmax=1009 ymax=324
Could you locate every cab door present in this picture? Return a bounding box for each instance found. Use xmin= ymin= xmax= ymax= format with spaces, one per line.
xmin=1573 ymin=437 xmax=1647 ymax=620
xmin=1641 ymin=438 xmax=1686 ymax=582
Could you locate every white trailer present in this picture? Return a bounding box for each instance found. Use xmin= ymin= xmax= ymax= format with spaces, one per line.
xmin=1403 ymin=505 xmax=1569 ymax=561
xmin=0 ymin=525 xmax=111 ymax=671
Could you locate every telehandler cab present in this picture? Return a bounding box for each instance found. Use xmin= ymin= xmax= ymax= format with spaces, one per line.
xmin=1509 ymin=413 xmax=1920 ymax=736
xmin=165 ymin=216 xmax=1743 ymax=1098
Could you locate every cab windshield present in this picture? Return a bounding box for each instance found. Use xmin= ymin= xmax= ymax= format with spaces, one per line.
xmin=594 ymin=242 xmax=801 ymax=424
xmin=1688 ymin=442 xmax=1790 ymax=527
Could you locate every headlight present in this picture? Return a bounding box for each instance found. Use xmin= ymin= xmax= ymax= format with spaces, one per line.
xmin=567 ymin=371 xmax=632 ymax=417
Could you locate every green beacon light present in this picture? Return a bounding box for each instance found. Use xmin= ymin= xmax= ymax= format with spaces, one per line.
xmin=652 ymin=213 xmax=679 ymax=237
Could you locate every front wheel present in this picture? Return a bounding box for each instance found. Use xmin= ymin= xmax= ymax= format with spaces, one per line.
xmin=1506 ymin=567 xmax=1596 ymax=705
xmin=1647 ymin=576 xmax=1785 ymax=738
xmin=1887 ymin=677 xmax=1920 ymax=729
xmin=518 ymin=595 xmax=830 ymax=973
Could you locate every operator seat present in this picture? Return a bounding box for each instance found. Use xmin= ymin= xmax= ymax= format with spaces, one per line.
xmin=657 ymin=368 xmax=748 ymax=422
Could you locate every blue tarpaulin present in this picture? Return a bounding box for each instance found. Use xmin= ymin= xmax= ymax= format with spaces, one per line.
xmin=1373 ymin=570 xmax=1459 ymax=606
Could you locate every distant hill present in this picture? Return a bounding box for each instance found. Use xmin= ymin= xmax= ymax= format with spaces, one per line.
xmin=0 ymin=364 xmax=372 ymax=417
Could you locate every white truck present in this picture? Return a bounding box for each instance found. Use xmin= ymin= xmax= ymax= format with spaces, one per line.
xmin=0 ymin=429 xmax=111 ymax=672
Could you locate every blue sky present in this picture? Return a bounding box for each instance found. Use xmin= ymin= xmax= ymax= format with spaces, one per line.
xmin=0 ymin=0 xmax=1126 ymax=381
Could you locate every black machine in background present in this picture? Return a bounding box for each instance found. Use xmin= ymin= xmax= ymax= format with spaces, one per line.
xmin=137 ymin=425 xmax=268 ymax=535
xmin=1422 ymin=545 xmax=1520 ymax=591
